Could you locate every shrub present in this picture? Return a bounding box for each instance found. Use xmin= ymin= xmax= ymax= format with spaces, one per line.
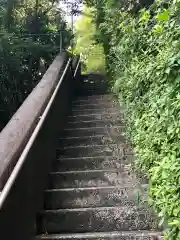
xmin=0 ymin=0 xmax=71 ymax=129
xmin=74 ymin=6 xmax=106 ymax=73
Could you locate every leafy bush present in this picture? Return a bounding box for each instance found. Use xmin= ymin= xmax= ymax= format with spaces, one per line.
xmin=74 ymin=7 xmax=106 ymax=73
xmin=0 ymin=33 xmax=57 ymax=124
xmin=87 ymin=0 xmax=180 ymax=238
xmin=0 ymin=0 xmax=71 ymax=129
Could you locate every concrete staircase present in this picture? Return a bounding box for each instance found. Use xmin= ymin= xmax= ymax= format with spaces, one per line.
xmin=36 ymin=75 xmax=162 ymax=240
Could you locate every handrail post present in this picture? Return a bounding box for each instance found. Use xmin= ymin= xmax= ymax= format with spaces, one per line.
xmin=72 ymin=55 xmax=81 ymax=96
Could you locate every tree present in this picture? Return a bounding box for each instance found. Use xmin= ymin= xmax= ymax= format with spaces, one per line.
xmin=0 ymin=0 xmax=72 ymax=130
xmin=74 ymin=6 xmax=105 ymax=73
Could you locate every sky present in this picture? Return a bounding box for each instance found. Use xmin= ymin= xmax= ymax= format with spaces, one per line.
xmin=58 ymin=0 xmax=83 ymax=25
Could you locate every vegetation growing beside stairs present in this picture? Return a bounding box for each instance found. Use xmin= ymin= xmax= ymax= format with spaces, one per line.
xmin=80 ymin=0 xmax=180 ymax=239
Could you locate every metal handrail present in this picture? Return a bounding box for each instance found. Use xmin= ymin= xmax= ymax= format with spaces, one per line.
xmin=0 ymin=59 xmax=71 ymax=208
xmin=74 ymin=56 xmax=81 ymax=78
xmin=0 ymin=52 xmax=67 ymax=190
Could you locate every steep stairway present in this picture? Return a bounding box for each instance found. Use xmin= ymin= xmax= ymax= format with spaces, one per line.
xmin=36 ymin=74 xmax=162 ymax=240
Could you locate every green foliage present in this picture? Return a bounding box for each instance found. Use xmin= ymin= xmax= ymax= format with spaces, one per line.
xmin=88 ymin=0 xmax=180 ymax=238
xmin=0 ymin=0 xmax=71 ymax=129
xmin=74 ymin=6 xmax=106 ymax=73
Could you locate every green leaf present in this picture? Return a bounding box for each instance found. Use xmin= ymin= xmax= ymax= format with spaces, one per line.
xmin=175 ymin=0 xmax=180 ymax=7
xmin=165 ymin=67 xmax=171 ymax=74
xmin=156 ymin=9 xmax=169 ymax=22
xmin=173 ymin=208 xmax=180 ymax=217
xmin=152 ymin=24 xmax=163 ymax=34
xmin=169 ymin=219 xmax=180 ymax=227
xmin=175 ymin=75 xmax=180 ymax=83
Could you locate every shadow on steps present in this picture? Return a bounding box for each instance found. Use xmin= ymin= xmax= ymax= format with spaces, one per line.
xmin=76 ymin=73 xmax=110 ymax=96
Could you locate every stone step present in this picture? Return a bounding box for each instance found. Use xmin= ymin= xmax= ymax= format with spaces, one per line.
xmin=62 ymin=126 xmax=125 ymax=138
xmin=53 ymin=157 xmax=124 ymax=172
xmin=58 ymin=137 xmax=132 ymax=153
xmin=59 ymin=135 xmax=129 ymax=148
xmin=71 ymin=108 xmax=121 ymax=115
xmin=56 ymin=144 xmax=133 ymax=159
xmin=56 ymin=145 xmax=120 ymax=159
xmin=67 ymin=120 xmax=124 ymax=129
xmin=48 ymin=169 xmax=140 ymax=189
xmin=68 ymin=113 xmax=124 ymax=122
xmin=78 ymin=89 xmax=109 ymax=96
xmin=59 ymin=136 xmax=116 ymax=147
xmin=37 ymin=206 xmax=158 ymax=234
xmin=44 ymin=185 xmax=147 ymax=209
xmin=54 ymin=155 xmax=135 ymax=172
xmin=72 ymin=94 xmax=117 ymax=103
xmin=72 ymin=101 xmax=119 ymax=110
xmin=77 ymin=86 xmax=110 ymax=96
xmin=36 ymin=231 xmax=163 ymax=240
